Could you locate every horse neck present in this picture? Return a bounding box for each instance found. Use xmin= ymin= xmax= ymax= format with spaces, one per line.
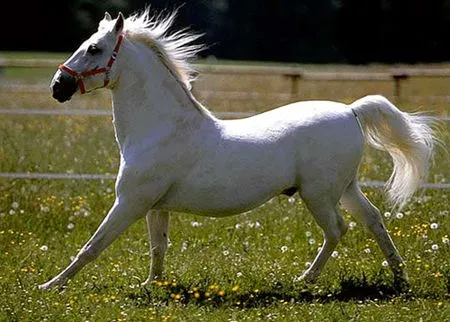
xmin=111 ymin=43 xmax=215 ymax=152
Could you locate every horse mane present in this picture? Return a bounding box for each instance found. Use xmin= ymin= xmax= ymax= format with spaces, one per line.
xmin=99 ymin=9 xmax=212 ymax=116
xmin=117 ymin=9 xmax=202 ymax=87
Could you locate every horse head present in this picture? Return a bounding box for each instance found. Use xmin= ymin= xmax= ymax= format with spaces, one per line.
xmin=51 ymin=12 xmax=124 ymax=102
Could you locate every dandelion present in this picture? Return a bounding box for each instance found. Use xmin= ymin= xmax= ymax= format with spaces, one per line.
xmin=235 ymin=223 xmax=242 ymax=229
xmin=281 ymin=245 xmax=288 ymax=253
xmin=364 ymin=248 xmax=371 ymax=254
xmin=384 ymin=212 xmax=391 ymax=218
xmin=190 ymin=221 xmax=201 ymax=227
xmin=288 ymin=196 xmax=295 ymax=205
xmin=305 ymin=231 xmax=312 ymax=238
xmin=41 ymin=206 xmax=50 ymax=213
xmin=349 ymin=222 xmax=357 ymax=230
xmin=67 ymin=223 xmax=75 ymax=230
xmin=236 ymin=272 xmax=243 ymax=277
xmin=430 ymin=223 xmax=439 ymax=230
xmin=9 ymin=210 xmax=16 ymax=215
xmin=442 ymin=237 xmax=449 ymax=244
xmin=382 ymin=260 xmax=389 ymax=267
xmin=308 ymin=238 xmax=316 ymax=245
xmin=305 ymin=261 xmax=312 ymax=267
xmin=83 ymin=210 xmax=91 ymax=217
xmin=396 ymin=212 xmax=404 ymax=219
xmin=222 ymin=250 xmax=229 ymax=256
xmin=331 ymin=251 xmax=339 ymax=258
xmin=11 ymin=202 xmax=19 ymax=209
xmin=431 ymin=244 xmax=439 ymax=251
xmin=40 ymin=245 xmax=48 ymax=252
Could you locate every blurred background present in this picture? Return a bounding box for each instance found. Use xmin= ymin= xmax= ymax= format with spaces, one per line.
xmin=3 ymin=0 xmax=450 ymax=64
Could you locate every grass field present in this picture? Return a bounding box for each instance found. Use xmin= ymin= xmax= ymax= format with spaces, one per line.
xmin=0 ymin=54 xmax=449 ymax=321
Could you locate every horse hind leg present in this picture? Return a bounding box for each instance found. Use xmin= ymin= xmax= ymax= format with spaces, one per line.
xmin=298 ymin=193 xmax=348 ymax=282
xmin=340 ymin=181 xmax=409 ymax=290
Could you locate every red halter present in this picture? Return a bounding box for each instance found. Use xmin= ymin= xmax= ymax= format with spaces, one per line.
xmin=59 ymin=34 xmax=124 ymax=94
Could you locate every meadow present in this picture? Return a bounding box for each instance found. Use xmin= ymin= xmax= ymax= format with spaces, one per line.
xmin=0 ymin=55 xmax=449 ymax=321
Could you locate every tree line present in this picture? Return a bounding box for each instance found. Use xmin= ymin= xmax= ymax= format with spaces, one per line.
xmin=4 ymin=0 xmax=450 ymax=64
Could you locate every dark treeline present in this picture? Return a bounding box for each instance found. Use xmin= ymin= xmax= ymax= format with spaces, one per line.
xmin=3 ymin=0 xmax=450 ymax=64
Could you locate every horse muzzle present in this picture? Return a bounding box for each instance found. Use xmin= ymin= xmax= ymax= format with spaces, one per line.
xmin=51 ymin=70 xmax=78 ymax=103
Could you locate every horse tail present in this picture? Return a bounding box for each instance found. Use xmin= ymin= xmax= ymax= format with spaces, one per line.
xmin=350 ymin=95 xmax=437 ymax=209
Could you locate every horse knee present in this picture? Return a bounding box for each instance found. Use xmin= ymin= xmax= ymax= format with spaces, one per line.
xmin=152 ymin=244 xmax=167 ymax=257
xmin=76 ymin=244 xmax=100 ymax=263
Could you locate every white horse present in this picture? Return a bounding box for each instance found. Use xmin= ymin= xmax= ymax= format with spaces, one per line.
xmin=40 ymin=10 xmax=437 ymax=290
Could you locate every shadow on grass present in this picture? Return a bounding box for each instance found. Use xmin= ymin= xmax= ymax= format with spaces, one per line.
xmin=126 ymin=274 xmax=405 ymax=308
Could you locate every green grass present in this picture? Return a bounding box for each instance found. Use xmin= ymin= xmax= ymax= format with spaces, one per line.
xmin=0 ymin=55 xmax=449 ymax=321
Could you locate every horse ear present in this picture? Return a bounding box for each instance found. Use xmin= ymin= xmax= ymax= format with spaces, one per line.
xmin=104 ymin=12 xmax=112 ymax=21
xmin=114 ymin=12 xmax=124 ymax=34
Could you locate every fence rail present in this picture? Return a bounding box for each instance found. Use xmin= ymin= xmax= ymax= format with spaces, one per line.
xmin=1 ymin=107 xmax=449 ymax=121
xmin=0 ymin=172 xmax=448 ymax=189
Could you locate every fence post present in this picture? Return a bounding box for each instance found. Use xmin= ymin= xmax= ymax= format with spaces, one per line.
xmin=286 ymin=73 xmax=302 ymax=100
xmin=392 ymin=72 xmax=409 ymax=102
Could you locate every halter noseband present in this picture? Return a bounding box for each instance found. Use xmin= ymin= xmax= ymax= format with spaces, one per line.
xmin=59 ymin=34 xmax=124 ymax=94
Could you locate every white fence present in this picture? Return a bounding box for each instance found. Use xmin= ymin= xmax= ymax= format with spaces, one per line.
xmin=0 ymin=60 xmax=448 ymax=188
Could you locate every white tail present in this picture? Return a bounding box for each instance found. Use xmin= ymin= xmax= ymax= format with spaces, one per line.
xmin=351 ymin=95 xmax=437 ymax=209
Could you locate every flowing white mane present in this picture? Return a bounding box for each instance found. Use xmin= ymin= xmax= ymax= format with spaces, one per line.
xmin=100 ymin=9 xmax=203 ymax=89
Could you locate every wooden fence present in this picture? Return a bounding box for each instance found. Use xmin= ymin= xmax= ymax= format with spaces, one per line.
xmin=3 ymin=58 xmax=450 ymax=102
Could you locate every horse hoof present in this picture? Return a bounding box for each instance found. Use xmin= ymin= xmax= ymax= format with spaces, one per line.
xmin=294 ymin=273 xmax=317 ymax=284
xmin=394 ymin=276 xmax=410 ymax=293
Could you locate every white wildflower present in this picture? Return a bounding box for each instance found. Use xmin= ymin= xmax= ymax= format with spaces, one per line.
xmin=67 ymin=223 xmax=75 ymax=230
xmin=348 ymin=222 xmax=357 ymax=230
xmin=11 ymin=202 xmax=19 ymax=209
xmin=190 ymin=221 xmax=201 ymax=227
xmin=364 ymin=248 xmax=371 ymax=254
xmin=382 ymin=260 xmax=389 ymax=267
xmin=384 ymin=212 xmax=391 ymax=218
xmin=181 ymin=241 xmax=188 ymax=252
xmin=308 ymin=238 xmax=316 ymax=245
xmin=288 ymin=196 xmax=296 ymax=205
xmin=40 ymin=245 xmax=48 ymax=252
xmin=305 ymin=231 xmax=312 ymax=238
xmin=396 ymin=212 xmax=404 ymax=219
xmin=431 ymin=244 xmax=439 ymax=251
xmin=430 ymin=223 xmax=439 ymax=230
xmin=281 ymin=246 xmax=288 ymax=253
xmin=331 ymin=251 xmax=339 ymax=258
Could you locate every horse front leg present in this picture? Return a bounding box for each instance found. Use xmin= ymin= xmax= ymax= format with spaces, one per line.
xmin=142 ymin=210 xmax=170 ymax=285
xmin=39 ymin=197 xmax=149 ymax=290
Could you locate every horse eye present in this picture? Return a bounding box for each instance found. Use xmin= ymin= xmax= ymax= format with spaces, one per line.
xmin=87 ymin=44 xmax=101 ymax=55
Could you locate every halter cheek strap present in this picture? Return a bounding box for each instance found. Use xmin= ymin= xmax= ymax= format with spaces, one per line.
xmin=59 ymin=34 xmax=124 ymax=94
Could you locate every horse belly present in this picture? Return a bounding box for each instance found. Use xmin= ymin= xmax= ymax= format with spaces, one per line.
xmin=155 ymin=151 xmax=295 ymax=216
